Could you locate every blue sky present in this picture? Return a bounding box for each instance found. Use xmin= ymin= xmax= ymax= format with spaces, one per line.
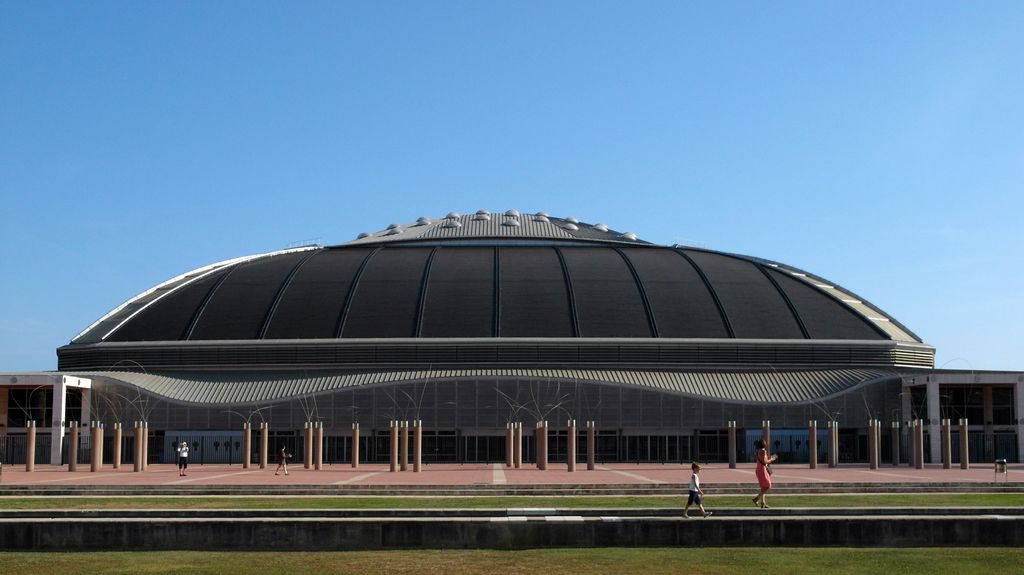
xmin=1 ymin=2 xmax=1021 ymax=372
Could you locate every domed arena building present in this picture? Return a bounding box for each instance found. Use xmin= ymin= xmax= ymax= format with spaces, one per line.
xmin=3 ymin=211 xmax=1022 ymax=466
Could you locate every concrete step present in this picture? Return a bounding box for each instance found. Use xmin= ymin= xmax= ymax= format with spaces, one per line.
xmin=2 ymin=507 xmax=1022 ymax=519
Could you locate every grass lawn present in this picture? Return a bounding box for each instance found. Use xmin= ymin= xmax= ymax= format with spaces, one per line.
xmin=0 ymin=548 xmax=1018 ymax=575
xmin=0 ymin=493 xmax=1022 ymax=509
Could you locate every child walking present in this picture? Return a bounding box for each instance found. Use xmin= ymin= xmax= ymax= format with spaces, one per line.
xmin=683 ymin=462 xmax=712 ymax=518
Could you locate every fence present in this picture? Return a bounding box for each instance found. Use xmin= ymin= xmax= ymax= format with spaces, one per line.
xmin=0 ymin=435 xmax=52 ymax=465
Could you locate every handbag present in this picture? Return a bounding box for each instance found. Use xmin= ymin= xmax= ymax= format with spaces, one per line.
xmin=765 ymin=463 xmax=774 ymax=476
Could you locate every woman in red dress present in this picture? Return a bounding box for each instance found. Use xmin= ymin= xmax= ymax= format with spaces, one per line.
xmin=753 ymin=439 xmax=777 ymax=509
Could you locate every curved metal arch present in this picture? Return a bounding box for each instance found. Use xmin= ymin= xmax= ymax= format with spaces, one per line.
xmin=670 ymin=248 xmax=735 ymax=338
xmin=413 ymin=247 xmax=440 ymax=337
xmin=258 ymin=249 xmax=322 ymax=339
xmin=613 ymin=248 xmax=658 ymax=337
xmin=553 ymin=247 xmax=580 ymax=337
xmin=699 ymin=247 xmax=915 ymax=342
xmin=755 ymin=262 xmax=811 ymax=339
xmin=78 ymin=246 xmax=319 ymax=343
xmin=334 ymin=247 xmax=383 ymax=338
xmin=183 ymin=265 xmax=237 ymax=341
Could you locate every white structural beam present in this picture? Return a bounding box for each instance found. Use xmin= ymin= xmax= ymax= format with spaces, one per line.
xmin=49 ymin=377 xmax=67 ymax=465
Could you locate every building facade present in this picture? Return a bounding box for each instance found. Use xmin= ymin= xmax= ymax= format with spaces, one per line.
xmin=2 ymin=211 xmax=1021 ymax=466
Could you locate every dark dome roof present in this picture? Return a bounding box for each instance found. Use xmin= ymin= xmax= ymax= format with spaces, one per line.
xmin=70 ymin=212 xmax=920 ymax=345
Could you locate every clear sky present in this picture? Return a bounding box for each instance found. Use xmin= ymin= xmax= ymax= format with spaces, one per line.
xmin=1 ymin=2 xmax=1021 ymax=372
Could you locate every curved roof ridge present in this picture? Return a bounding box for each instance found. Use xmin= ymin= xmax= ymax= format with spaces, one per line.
xmin=72 ymin=246 xmax=319 ymax=344
xmin=727 ymin=250 xmax=921 ymax=343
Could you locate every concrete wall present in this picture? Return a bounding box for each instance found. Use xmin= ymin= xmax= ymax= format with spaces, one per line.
xmin=0 ymin=517 xmax=1020 ymax=550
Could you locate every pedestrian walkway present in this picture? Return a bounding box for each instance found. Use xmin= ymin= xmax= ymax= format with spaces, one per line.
xmin=1 ymin=462 xmax=1020 ymax=487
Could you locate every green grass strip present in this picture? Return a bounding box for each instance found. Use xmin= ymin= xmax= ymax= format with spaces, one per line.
xmin=0 ymin=548 xmax=1019 ymax=575
xmin=0 ymin=493 xmax=1022 ymax=510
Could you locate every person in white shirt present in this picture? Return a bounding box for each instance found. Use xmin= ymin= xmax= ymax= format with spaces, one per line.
xmin=176 ymin=441 xmax=189 ymax=476
xmin=683 ymin=462 xmax=712 ymax=518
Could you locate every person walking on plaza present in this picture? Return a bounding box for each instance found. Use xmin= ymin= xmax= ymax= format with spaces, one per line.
xmin=176 ymin=441 xmax=189 ymax=476
xmin=275 ymin=444 xmax=290 ymax=476
xmin=683 ymin=462 xmax=712 ymax=518
xmin=752 ymin=439 xmax=777 ymax=508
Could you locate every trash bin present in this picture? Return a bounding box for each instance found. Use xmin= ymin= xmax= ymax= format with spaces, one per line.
xmin=995 ymin=459 xmax=1008 ymax=481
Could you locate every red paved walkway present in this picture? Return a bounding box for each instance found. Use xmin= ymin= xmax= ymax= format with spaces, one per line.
xmin=1 ymin=462 xmax=1021 ymax=486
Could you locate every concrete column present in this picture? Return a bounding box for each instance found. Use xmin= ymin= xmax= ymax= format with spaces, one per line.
xmin=403 ymin=421 xmax=411 ymax=470
xmin=921 ymin=419 xmax=929 ymax=468
xmin=314 ymin=421 xmax=324 ymax=471
xmin=413 ymin=420 xmax=422 ymax=472
xmin=826 ymin=421 xmax=836 ymax=468
xmin=513 ymin=422 xmax=522 ymax=469
xmin=869 ymin=420 xmax=876 ymax=469
xmin=868 ymin=420 xmax=877 ymax=470
xmin=543 ymin=421 xmax=549 ymax=470
xmin=586 ymin=421 xmax=595 ymax=471
xmin=50 ymin=378 xmax=68 ymax=466
xmin=536 ymin=419 xmax=544 ymax=468
xmin=537 ymin=421 xmax=548 ymax=470
xmin=505 ymin=423 xmax=513 ymax=467
xmin=833 ymin=420 xmax=841 ymax=467
xmin=927 ymin=380 xmax=941 ymax=464
xmin=762 ymin=420 xmax=771 ymax=452
xmin=68 ymin=422 xmax=79 ymax=472
xmin=303 ymin=421 xmax=312 ymax=469
xmin=25 ymin=421 xmax=36 ymax=472
xmin=805 ymin=420 xmax=815 ymax=469
xmin=875 ymin=420 xmax=883 ymax=468
xmin=909 ymin=419 xmax=917 ymax=468
xmin=242 ymin=423 xmax=251 ymax=469
xmin=959 ymin=418 xmax=970 ymax=469
xmin=258 ymin=422 xmax=268 ymax=469
xmin=133 ymin=421 xmax=142 ymax=472
xmin=112 ymin=423 xmax=122 ymax=469
xmin=1017 ymin=381 xmax=1024 ymax=464
xmin=98 ymin=423 xmax=105 ymax=469
xmin=141 ymin=421 xmax=149 ymax=471
xmin=906 ymin=420 xmax=913 ymax=467
xmin=90 ymin=422 xmax=101 ymax=472
xmin=389 ymin=420 xmax=398 ymax=472
xmin=351 ymin=423 xmax=360 ymax=469
xmin=873 ymin=419 xmax=881 ymax=468
xmin=891 ymin=421 xmax=900 ymax=466
xmin=567 ymin=420 xmax=577 ymax=472
xmin=138 ymin=421 xmax=147 ymax=472
xmin=727 ymin=421 xmax=737 ymax=469
xmin=940 ymin=419 xmax=951 ymax=469
xmin=907 ymin=420 xmax=916 ymax=468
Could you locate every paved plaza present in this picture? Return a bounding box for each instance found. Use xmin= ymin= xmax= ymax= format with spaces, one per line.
xmin=2 ymin=462 xmax=1021 ymax=487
